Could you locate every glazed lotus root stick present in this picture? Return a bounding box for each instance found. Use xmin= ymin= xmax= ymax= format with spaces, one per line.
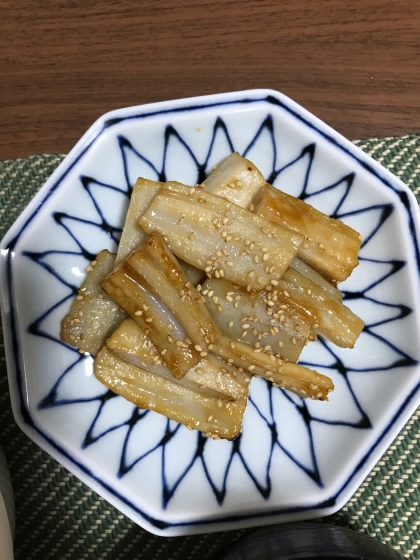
xmin=138 ymin=182 xmax=303 ymax=291
xmin=289 ymin=257 xmax=342 ymax=302
xmin=212 ymin=335 xmax=334 ymax=400
xmin=253 ymin=184 xmax=362 ymax=283
xmin=107 ymin=319 xmax=249 ymax=401
xmin=200 ymin=277 xmax=313 ymax=363
xmin=116 ymin=177 xmax=205 ymax=285
xmin=60 ymin=249 xmax=128 ymax=355
xmin=273 ymin=268 xmax=364 ymax=349
xmin=95 ymin=348 xmax=247 ymax=440
xmin=101 ymin=265 xmax=200 ymax=379
xmin=202 ymin=151 xmax=266 ymax=208
xmin=125 ymin=231 xmax=222 ymax=351
xmin=116 ymin=177 xmax=162 ymax=265
xmin=202 ymin=153 xmax=345 ymax=300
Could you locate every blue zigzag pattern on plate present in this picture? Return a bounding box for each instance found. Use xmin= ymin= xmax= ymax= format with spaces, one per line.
xmin=25 ymin=115 xmax=417 ymax=508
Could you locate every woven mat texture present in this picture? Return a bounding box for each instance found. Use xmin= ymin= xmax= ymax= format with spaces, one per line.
xmin=0 ymin=134 xmax=419 ymax=559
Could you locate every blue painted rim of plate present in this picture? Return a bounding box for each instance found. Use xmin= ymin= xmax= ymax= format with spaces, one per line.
xmin=2 ymin=89 xmax=420 ymax=532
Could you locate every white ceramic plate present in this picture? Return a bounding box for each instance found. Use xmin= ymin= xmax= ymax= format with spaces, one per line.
xmin=1 ymin=90 xmax=420 ymax=536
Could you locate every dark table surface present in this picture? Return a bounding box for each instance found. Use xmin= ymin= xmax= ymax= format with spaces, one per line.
xmin=1 ymin=0 xmax=420 ymax=160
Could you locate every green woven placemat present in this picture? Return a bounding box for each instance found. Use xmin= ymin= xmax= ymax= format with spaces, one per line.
xmin=0 ymin=135 xmax=419 ymax=559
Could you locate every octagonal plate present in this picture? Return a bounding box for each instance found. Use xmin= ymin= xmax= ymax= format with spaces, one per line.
xmin=1 ymin=90 xmax=420 ymax=535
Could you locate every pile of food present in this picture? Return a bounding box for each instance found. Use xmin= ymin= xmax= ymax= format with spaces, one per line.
xmin=61 ymin=152 xmax=364 ymax=440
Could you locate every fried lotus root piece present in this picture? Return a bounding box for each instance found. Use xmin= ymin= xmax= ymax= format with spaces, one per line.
xmin=212 ymin=335 xmax=334 ymax=400
xmin=126 ymin=231 xmax=221 ymax=351
xmin=107 ymin=319 xmax=248 ymax=401
xmin=60 ymin=249 xmax=127 ymax=355
xmin=289 ymin=257 xmax=342 ymax=302
xmin=138 ymin=182 xmax=303 ymax=291
xmin=101 ymin=263 xmax=200 ymax=379
xmin=200 ymin=277 xmax=313 ymax=363
xmin=116 ymin=177 xmax=205 ymax=285
xmin=95 ymin=348 xmax=248 ymax=439
xmin=203 ymin=152 xmax=266 ymax=208
xmin=274 ymin=268 xmax=364 ymax=349
xmin=102 ymin=232 xmax=222 ymax=379
xmin=253 ymin=184 xmax=362 ymax=283
xmin=116 ymin=177 xmax=162 ymax=265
